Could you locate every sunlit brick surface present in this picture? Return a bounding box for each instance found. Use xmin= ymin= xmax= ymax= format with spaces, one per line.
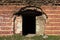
xmin=0 ymin=5 xmax=60 ymax=36
xmin=41 ymin=6 xmax=60 ymax=35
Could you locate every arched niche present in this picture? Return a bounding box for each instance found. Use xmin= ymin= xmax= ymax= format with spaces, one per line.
xmin=13 ymin=6 xmax=48 ymax=36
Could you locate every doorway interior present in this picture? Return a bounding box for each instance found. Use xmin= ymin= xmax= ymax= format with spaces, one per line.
xmin=22 ymin=10 xmax=36 ymax=36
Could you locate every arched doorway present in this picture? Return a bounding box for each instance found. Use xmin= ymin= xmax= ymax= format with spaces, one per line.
xmin=21 ymin=10 xmax=44 ymax=35
xmin=13 ymin=6 xmax=48 ymax=36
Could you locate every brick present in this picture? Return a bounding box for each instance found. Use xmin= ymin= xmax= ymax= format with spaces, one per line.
xmin=0 ymin=5 xmax=60 ymax=35
xmin=46 ymin=22 xmax=60 ymax=26
xmin=41 ymin=6 xmax=60 ymax=10
xmin=48 ymin=19 xmax=60 ymax=22
xmin=45 ymin=27 xmax=60 ymax=30
xmin=0 ymin=27 xmax=12 ymax=30
xmin=45 ymin=11 xmax=60 ymax=15
xmin=0 ymin=31 xmax=13 ymax=34
xmin=45 ymin=30 xmax=60 ymax=34
xmin=0 ymin=18 xmax=13 ymax=23
xmin=0 ymin=5 xmax=22 ymax=11
xmin=48 ymin=15 xmax=60 ymax=18
xmin=0 ymin=15 xmax=11 ymax=18
xmin=0 ymin=22 xmax=13 ymax=26
xmin=45 ymin=26 xmax=60 ymax=27
xmin=1 ymin=18 xmax=12 ymax=22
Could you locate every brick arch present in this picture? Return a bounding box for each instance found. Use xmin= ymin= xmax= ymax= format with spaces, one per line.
xmin=13 ymin=6 xmax=48 ymax=34
xmin=13 ymin=6 xmax=48 ymax=18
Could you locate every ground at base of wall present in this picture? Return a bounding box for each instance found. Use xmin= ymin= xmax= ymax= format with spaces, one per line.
xmin=0 ymin=34 xmax=60 ymax=40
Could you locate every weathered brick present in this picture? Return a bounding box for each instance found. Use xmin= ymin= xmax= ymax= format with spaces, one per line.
xmin=45 ymin=27 xmax=60 ymax=30
xmin=0 ymin=5 xmax=60 ymax=36
xmin=0 ymin=31 xmax=13 ymax=34
xmin=46 ymin=23 xmax=60 ymax=26
xmin=0 ymin=27 xmax=13 ymax=30
xmin=41 ymin=6 xmax=60 ymax=11
xmin=48 ymin=19 xmax=60 ymax=22
xmin=0 ymin=22 xmax=13 ymax=26
xmin=48 ymin=15 xmax=60 ymax=18
xmin=0 ymin=5 xmax=22 ymax=11
xmin=45 ymin=30 xmax=60 ymax=34
xmin=45 ymin=11 xmax=60 ymax=15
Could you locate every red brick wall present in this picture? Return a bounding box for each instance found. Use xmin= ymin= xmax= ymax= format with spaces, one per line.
xmin=41 ymin=6 xmax=60 ymax=35
xmin=0 ymin=5 xmax=25 ymax=36
xmin=0 ymin=5 xmax=60 ymax=36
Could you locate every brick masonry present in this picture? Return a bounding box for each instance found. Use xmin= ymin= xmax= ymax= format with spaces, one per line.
xmin=0 ymin=5 xmax=60 ymax=36
xmin=41 ymin=6 xmax=60 ymax=35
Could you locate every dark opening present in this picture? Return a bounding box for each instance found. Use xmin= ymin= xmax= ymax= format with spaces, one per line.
xmin=13 ymin=6 xmax=48 ymax=36
xmin=22 ymin=15 xmax=36 ymax=35
xmin=13 ymin=9 xmax=43 ymax=35
xmin=21 ymin=10 xmax=42 ymax=36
